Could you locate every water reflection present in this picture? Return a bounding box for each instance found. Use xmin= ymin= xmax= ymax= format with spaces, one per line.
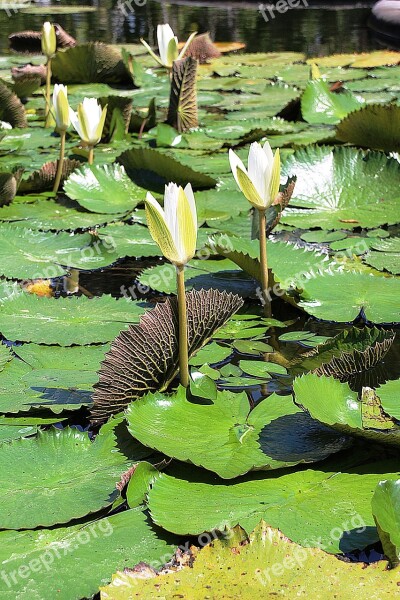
xmin=0 ymin=0 xmax=382 ymax=55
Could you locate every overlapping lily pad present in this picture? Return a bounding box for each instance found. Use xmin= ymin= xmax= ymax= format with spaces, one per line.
xmin=147 ymin=459 xmax=400 ymax=553
xmin=0 ymin=427 xmax=131 ymax=528
xmin=299 ymin=270 xmax=400 ymax=323
xmin=126 ymin=387 xmax=348 ymax=479
xmin=281 ymin=146 xmax=400 ymax=229
xmin=0 ymin=290 xmax=144 ymax=345
xmin=0 ymin=507 xmax=176 ymax=600
xmin=293 ymin=374 xmax=400 ymax=446
xmin=101 ymin=521 xmax=400 ymax=600
xmin=64 ymin=163 xmax=144 ymax=214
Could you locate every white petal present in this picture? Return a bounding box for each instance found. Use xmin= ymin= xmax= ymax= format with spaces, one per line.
xmin=229 ymin=149 xmax=249 ymax=191
xmin=157 ymin=24 xmax=174 ymax=66
xmin=69 ymin=109 xmax=83 ymax=139
xmin=164 ymin=182 xmax=180 ymax=247
xmin=262 ymin=140 xmax=274 ymax=165
xmin=79 ymin=98 xmax=100 ymax=140
xmin=248 ymin=142 xmax=270 ymax=200
xmin=183 ymin=183 xmax=197 ymax=229
xmin=145 ymin=191 xmax=165 ymax=217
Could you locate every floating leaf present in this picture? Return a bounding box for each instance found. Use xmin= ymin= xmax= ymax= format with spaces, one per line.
xmin=372 ymin=479 xmax=400 ymax=566
xmin=101 ymin=520 xmax=400 ymax=600
xmin=299 ymin=271 xmax=400 ymax=323
xmin=365 ymin=237 xmax=400 ymax=275
xmin=126 ymin=387 xmax=347 ymax=479
xmin=376 ymin=378 xmax=400 ymax=420
xmin=336 ymin=104 xmax=400 ymax=152
xmin=301 ymin=79 xmax=363 ymax=125
xmin=0 ymin=427 xmax=132 ymax=529
xmin=64 ymin=163 xmax=143 ymax=214
xmin=281 ymin=146 xmax=400 ymax=229
xmin=91 ymin=289 xmax=243 ymax=424
xmin=293 ymin=374 xmax=400 ymax=446
xmin=148 ymin=458 xmax=400 ymax=553
xmin=167 ymin=56 xmax=198 ymax=132
xmin=0 ymin=291 xmax=144 ymax=345
xmin=0 ymin=507 xmax=176 ymax=599
xmin=118 ymin=147 xmax=216 ymax=192
xmin=52 ymin=42 xmax=133 ymax=84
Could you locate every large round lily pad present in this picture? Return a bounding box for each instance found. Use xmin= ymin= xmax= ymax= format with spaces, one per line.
xmin=299 ymin=270 xmax=400 ymax=323
xmin=0 ymin=427 xmax=131 ymax=528
xmin=281 ymin=146 xmax=400 ymax=229
xmin=126 ymin=387 xmax=348 ymax=479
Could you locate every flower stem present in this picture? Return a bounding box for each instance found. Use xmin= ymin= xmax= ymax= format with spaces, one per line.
xmin=44 ymin=57 xmax=52 ymax=128
xmin=88 ymin=147 xmax=94 ymax=165
xmin=53 ymin=131 xmax=66 ymax=194
xmin=258 ymin=209 xmax=269 ymax=304
xmin=176 ymin=264 xmax=189 ymax=388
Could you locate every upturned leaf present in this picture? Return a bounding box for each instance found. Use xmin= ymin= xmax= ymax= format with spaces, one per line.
xmin=91 ymin=289 xmax=243 ymax=424
xmin=167 ymin=56 xmax=198 ymax=132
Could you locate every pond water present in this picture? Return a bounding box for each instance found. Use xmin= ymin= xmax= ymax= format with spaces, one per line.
xmin=0 ymin=0 xmax=383 ymax=55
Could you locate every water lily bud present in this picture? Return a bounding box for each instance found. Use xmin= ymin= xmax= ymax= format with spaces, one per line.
xmin=41 ymin=22 xmax=57 ymax=58
xmin=145 ymin=182 xmax=197 ymax=266
xmin=70 ymin=97 xmax=107 ymax=146
xmin=52 ymin=84 xmax=71 ymax=132
xmin=229 ymin=141 xmax=281 ymax=211
xmin=141 ymin=23 xmax=197 ymax=69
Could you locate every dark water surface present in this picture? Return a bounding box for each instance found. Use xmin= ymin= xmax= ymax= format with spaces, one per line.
xmin=0 ymin=0 xmax=384 ymax=55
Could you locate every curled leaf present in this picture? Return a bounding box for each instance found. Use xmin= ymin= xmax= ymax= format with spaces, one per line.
xmin=91 ymin=289 xmax=243 ymax=424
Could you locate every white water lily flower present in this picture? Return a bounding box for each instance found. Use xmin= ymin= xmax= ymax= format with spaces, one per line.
xmin=145 ymin=182 xmax=197 ymax=266
xmin=41 ymin=22 xmax=56 ymax=57
xmin=70 ymin=98 xmax=107 ymax=146
xmin=229 ymin=141 xmax=281 ymax=210
xmin=52 ymin=84 xmax=71 ymax=132
xmin=141 ymin=24 xmax=197 ymax=69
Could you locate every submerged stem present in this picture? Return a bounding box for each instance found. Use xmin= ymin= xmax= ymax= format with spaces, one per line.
xmin=88 ymin=147 xmax=94 ymax=165
xmin=176 ymin=264 xmax=189 ymax=388
xmin=44 ymin=58 xmax=52 ymax=128
xmin=53 ymin=131 xmax=66 ymax=194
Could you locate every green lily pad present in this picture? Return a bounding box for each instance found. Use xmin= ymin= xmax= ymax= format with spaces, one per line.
xmin=0 ymin=427 xmax=132 ymax=528
xmin=372 ymin=479 xmax=400 ymax=566
xmin=301 ymin=79 xmax=363 ymax=125
xmin=0 ymin=423 xmax=36 ymax=443
xmin=376 ymin=379 xmax=400 ymax=420
xmin=300 ymin=230 xmax=347 ymax=243
xmin=118 ymin=147 xmax=216 ymax=192
xmin=293 ymin=374 xmax=400 ymax=446
xmin=64 ymin=164 xmax=144 ymax=214
xmin=148 ymin=458 xmax=400 ymax=553
xmin=0 ymin=507 xmax=175 ymax=599
xmin=281 ymin=146 xmax=400 ymax=229
xmin=126 ymin=387 xmax=347 ymax=479
xmin=365 ymin=237 xmax=400 ymax=275
xmin=0 ymin=198 xmax=128 ymax=231
xmin=239 ymin=360 xmax=287 ymax=376
xmin=189 ymin=342 xmax=232 ymax=367
xmin=336 ymin=104 xmax=400 ymax=152
xmin=299 ymin=270 xmax=400 ymax=323
xmin=0 ymin=291 xmax=144 ymax=345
